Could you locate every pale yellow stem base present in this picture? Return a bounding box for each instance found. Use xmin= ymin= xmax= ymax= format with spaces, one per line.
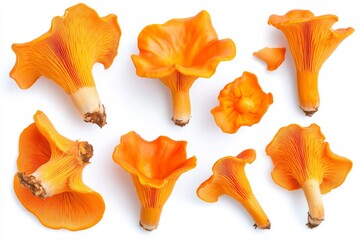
xmin=18 ymin=141 xmax=93 ymax=198
xmin=70 ymin=87 xmax=106 ymax=127
xmin=303 ymin=179 xmax=324 ymax=228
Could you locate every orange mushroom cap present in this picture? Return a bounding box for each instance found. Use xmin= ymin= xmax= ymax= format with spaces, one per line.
xmin=112 ymin=131 xmax=196 ymax=230
xmin=268 ymin=10 xmax=354 ymax=116
xmin=266 ymin=123 xmax=352 ymax=227
xmin=197 ymin=149 xmax=270 ymax=229
xmin=14 ymin=110 xmax=105 ymax=231
xmin=10 ymin=3 xmax=121 ymax=127
xmin=253 ymin=47 xmax=286 ymax=71
xmin=211 ymin=71 xmax=273 ymax=134
xmin=131 ymin=10 xmax=236 ymax=126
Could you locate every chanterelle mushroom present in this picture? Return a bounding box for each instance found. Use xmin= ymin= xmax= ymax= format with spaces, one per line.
xmin=266 ymin=123 xmax=352 ymax=228
xmin=131 ymin=10 xmax=236 ymax=126
xmin=10 ymin=3 xmax=121 ymax=127
xmin=268 ymin=10 xmax=354 ymax=116
xmin=197 ymin=149 xmax=271 ymax=229
xmin=211 ymin=71 xmax=273 ymax=134
xmin=112 ymin=131 xmax=197 ymax=231
xmin=14 ymin=110 xmax=105 ymax=230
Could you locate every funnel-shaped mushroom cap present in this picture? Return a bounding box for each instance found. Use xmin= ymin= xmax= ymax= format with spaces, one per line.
xmin=113 ymin=131 xmax=196 ymax=230
xmin=268 ymin=10 xmax=354 ymax=74
xmin=197 ymin=149 xmax=270 ymax=229
xmin=14 ymin=110 xmax=104 ymax=230
xmin=10 ymin=3 xmax=121 ymax=127
xmin=266 ymin=123 xmax=352 ymax=193
xmin=268 ymin=10 xmax=354 ymax=116
xmin=131 ymin=10 xmax=236 ymax=126
xmin=132 ymin=10 xmax=235 ymax=79
xmin=211 ymin=71 xmax=273 ymax=134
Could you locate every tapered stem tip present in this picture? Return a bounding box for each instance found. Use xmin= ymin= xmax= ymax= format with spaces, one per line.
xmin=306 ymin=212 xmax=324 ymax=228
xmin=139 ymin=221 xmax=158 ymax=231
xmin=171 ymin=116 xmax=190 ymax=127
xmin=78 ymin=141 xmax=93 ymax=163
xmin=301 ymin=107 xmax=318 ymax=117
xmin=17 ymin=172 xmax=46 ymax=198
xmin=254 ymin=223 xmax=271 ymax=230
xmin=139 ymin=207 xmax=162 ymax=231
xmin=84 ymin=105 xmax=107 ymax=128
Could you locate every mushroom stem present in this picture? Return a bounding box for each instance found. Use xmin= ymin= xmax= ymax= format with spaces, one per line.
xmin=296 ymin=71 xmax=319 ymax=116
xmin=18 ymin=141 xmax=93 ymax=198
xmin=171 ymin=90 xmax=191 ymax=127
xmin=70 ymin=87 xmax=107 ymax=127
xmin=139 ymin=206 xmax=163 ymax=231
xmin=243 ymin=194 xmax=271 ymax=229
xmin=77 ymin=141 xmax=94 ymax=163
xmin=17 ymin=172 xmax=47 ymax=198
xmin=302 ymin=179 xmax=324 ymax=228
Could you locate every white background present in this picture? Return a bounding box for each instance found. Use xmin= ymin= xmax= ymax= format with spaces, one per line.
xmin=0 ymin=0 xmax=359 ymax=239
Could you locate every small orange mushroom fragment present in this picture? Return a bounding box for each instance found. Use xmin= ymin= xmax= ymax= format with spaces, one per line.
xmin=14 ymin=110 xmax=105 ymax=231
xmin=112 ymin=131 xmax=197 ymax=231
xmin=131 ymin=10 xmax=236 ymax=126
xmin=211 ymin=71 xmax=273 ymax=134
xmin=266 ymin=123 xmax=352 ymax=228
xmin=10 ymin=3 xmax=121 ymax=127
xmin=253 ymin=47 xmax=286 ymax=71
xmin=268 ymin=10 xmax=354 ymax=116
xmin=197 ymin=149 xmax=271 ymax=229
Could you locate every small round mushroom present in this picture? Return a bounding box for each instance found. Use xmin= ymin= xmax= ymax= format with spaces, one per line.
xmin=211 ymin=71 xmax=273 ymax=134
